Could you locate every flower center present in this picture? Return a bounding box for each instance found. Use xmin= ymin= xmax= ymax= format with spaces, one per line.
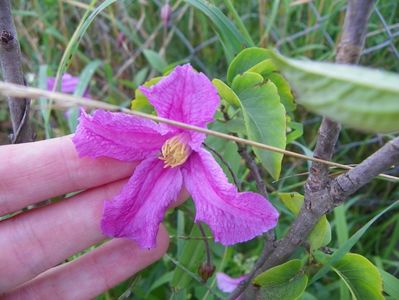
xmin=160 ymin=135 xmax=191 ymax=168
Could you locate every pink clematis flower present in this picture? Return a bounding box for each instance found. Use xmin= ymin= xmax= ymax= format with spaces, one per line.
xmin=73 ymin=64 xmax=279 ymax=249
xmin=47 ymin=73 xmax=89 ymax=97
xmin=216 ymin=272 xmax=247 ymax=293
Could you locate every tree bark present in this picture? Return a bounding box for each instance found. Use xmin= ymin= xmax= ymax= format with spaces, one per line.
xmin=0 ymin=0 xmax=34 ymax=143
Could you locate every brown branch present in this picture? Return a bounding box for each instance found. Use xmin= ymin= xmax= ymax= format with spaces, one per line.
xmin=331 ymin=137 xmax=399 ymax=203
xmin=0 ymin=0 xmax=34 ymax=143
xmin=237 ymin=145 xmax=269 ymax=198
xmin=203 ymin=143 xmax=240 ymax=189
xmin=234 ymin=1 xmax=376 ymax=299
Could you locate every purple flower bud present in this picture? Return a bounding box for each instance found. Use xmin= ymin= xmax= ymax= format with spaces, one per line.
xmin=160 ymin=3 xmax=172 ymax=27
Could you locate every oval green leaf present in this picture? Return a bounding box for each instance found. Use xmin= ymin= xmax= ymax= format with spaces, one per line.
xmin=143 ymin=49 xmax=168 ymax=73
xmin=232 ymin=72 xmax=286 ymax=179
xmin=227 ymin=47 xmax=273 ymax=83
xmin=278 ymin=192 xmax=331 ymax=251
xmin=332 ymin=253 xmax=384 ymax=300
xmin=254 ymin=259 xmax=308 ymax=300
xmin=379 ymin=269 xmax=399 ymax=299
xmin=131 ymin=77 xmax=162 ymax=113
xmin=269 ymin=50 xmax=399 ymax=133
xmin=212 ymin=78 xmax=241 ymax=107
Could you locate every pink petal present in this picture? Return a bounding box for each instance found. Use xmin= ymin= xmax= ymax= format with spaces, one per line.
xmin=47 ymin=73 xmax=79 ymax=93
xmin=73 ymin=109 xmax=171 ymax=161
xmin=139 ymin=64 xmax=220 ymax=150
xmin=101 ymin=156 xmax=183 ymax=249
xmin=216 ymin=272 xmax=247 ymax=293
xmin=182 ymin=149 xmax=279 ymax=246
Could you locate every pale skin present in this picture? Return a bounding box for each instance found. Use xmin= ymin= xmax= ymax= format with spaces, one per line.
xmin=0 ymin=136 xmax=187 ymax=299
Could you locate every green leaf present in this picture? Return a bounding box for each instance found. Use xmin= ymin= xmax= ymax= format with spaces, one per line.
xmin=248 ymin=59 xmax=278 ymax=77
xmin=268 ymin=72 xmax=296 ymax=113
xmin=185 ymin=0 xmax=251 ymax=62
xmin=269 ymin=50 xmax=399 ymax=133
xmin=171 ymin=226 xmax=205 ymax=290
xmin=332 ymin=253 xmax=384 ymax=300
xmin=68 ymin=59 xmax=102 ymax=132
xmin=131 ymin=77 xmax=163 ymax=113
xmin=54 ymin=0 xmax=114 ymax=89
xmin=311 ymin=200 xmax=399 ymax=284
xmin=232 ymin=72 xmax=286 ymax=179
xmin=286 ymin=121 xmax=303 ymax=143
xmin=254 ymin=259 xmax=308 ymax=300
xmin=212 ymin=78 xmax=241 ymax=107
xmin=38 ymin=65 xmax=51 ymax=139
xmin=278 ymin=193 xmax=331 ymax=251
xmin=379 ymin=269 xmax=399 ymax=299
xmin=226 ymin=47 xmax=296 ymax=114
xmin=143 ymin=49 xmax=167 ymax=73
xmin=148 ymin=271 xmax=174 ymax=293
xmin=227 ymin=47 xmax=274 ymax=83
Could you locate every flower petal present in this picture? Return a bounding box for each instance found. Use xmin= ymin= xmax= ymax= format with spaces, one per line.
xmin=216 ymin=272 xmax=247 ymax=293
xmin=139 ymin=64 xmax=220 ymax=150
xmin=183 ymin=149 xmax=279 ymax=246
xmin=101 ymin=156 xmax=183 ymax=249
xmin=73 ymin=109 xmax=171 ymax=161
xmin=47 ymin=73 xmax=79 ymax=94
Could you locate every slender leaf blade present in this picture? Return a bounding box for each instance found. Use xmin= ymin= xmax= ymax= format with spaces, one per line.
xmin=311 ymin=201 xmax=399 ymax=283
xmin=184 ymin=0 xmax=250 ymax=62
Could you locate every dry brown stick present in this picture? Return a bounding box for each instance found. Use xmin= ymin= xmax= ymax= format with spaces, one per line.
xmin=232 ymin=1 xmax=376 ymax=299
xmin=0 ymin=0 xmax=34 ymax=143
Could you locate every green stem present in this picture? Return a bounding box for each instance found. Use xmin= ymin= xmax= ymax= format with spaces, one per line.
xmin=222 ymin=0 xmax=255 ymax=46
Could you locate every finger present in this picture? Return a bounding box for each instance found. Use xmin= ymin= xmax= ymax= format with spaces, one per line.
xmin=0 ymin=179 xmax=187 ymax=292
xmin=0 ymin=136 xmax=137 ymax=215
xmin=0 ymin=179 xmax=124 ymax=292
xmin=3 ymin=226 xmax=169 ymax=300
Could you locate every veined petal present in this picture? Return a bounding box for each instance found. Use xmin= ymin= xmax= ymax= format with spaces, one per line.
xmin=183 ymin=149 xmax=279 ymax=246
xmin=216 ymin=272 xmax=247 ymax=293
xmin=139 ymin=64 xmax=220 ymax=150
xmin=73 ymin=109 xmax=171 ymax=161
xmin=101 ymin=156 xmax=183 ymax=249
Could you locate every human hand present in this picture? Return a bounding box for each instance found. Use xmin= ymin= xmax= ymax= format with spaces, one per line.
xmin=0 ymin=136 xmax=183 ymax=299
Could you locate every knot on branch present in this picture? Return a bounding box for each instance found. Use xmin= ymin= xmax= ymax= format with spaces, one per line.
xmin=0 ymin=30 xmax=16 ymax=50
xmin=304 ymin=182 xmax=334 ymax=215
xmin=336 ymin=42 xmax=362 ymax=64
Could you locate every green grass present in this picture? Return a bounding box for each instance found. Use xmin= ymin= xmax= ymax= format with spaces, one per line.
xmin=1 ymin=0 xmax=399 ymax=299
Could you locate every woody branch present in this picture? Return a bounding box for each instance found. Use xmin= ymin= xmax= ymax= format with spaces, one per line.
xmin=0 ymin=0 xmax=34 ymax=143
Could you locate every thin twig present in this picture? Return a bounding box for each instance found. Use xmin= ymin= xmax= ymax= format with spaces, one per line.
xmin=197 ymin=223 xmax=212 ymax=267
xmin=164 ymin=254 xmax=222 ymax=299
xmin=0 ymin=81 xmax=397 ymax=182
xmin=203 ymin=143 xmax=240 ymax=189
xmin=237 ymin=145 xmax=269 ymax=198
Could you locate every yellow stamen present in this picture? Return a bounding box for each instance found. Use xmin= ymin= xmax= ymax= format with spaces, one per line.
xmin=160 ymin=135 xmax=191 ymax=168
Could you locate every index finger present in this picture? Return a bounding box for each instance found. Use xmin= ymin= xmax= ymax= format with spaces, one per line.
xmin=0 ymin=136 xmax=137 ymax=216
